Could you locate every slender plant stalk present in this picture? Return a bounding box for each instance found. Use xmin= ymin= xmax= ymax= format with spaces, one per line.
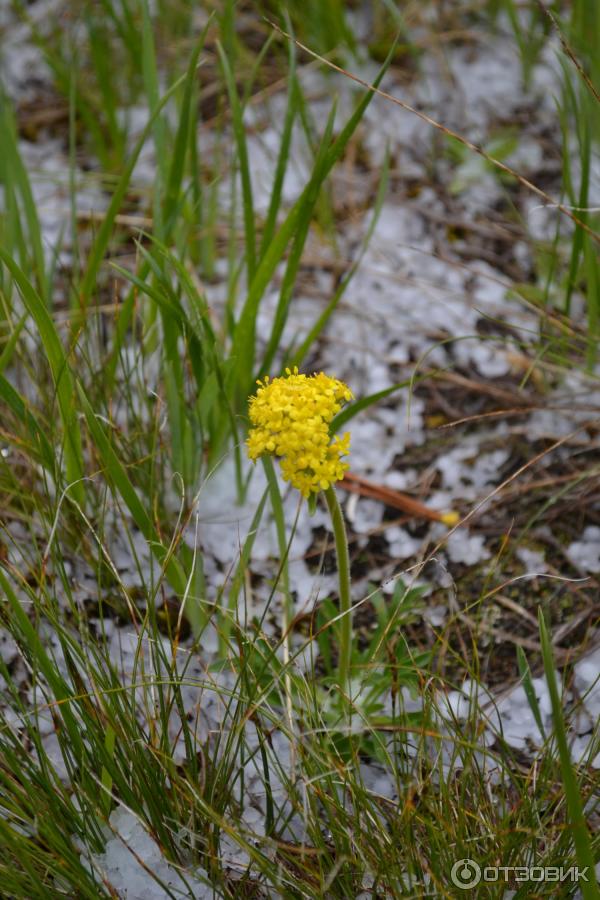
xmin=262 ymin=456 xmax=297 ymax=779
xmin=324 ymin=486 xmax=352 ymax=691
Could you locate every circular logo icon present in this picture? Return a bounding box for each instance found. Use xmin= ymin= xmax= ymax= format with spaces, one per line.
xmin=451 ymin=858 xmax=482 ymax=890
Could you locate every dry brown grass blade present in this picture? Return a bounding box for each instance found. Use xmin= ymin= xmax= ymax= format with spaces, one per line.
xmin=540 ymin=4 xmax=600 ymax=107
xmin=268 ymin=21 xmax=600 ymax=247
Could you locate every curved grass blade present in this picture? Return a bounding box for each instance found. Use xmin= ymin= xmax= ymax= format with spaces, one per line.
xmin=516 ymin=646 xmax=547 ymax=741
xmin=258 ymin=102 xmax=338 ymax=376
xmin=80 ymin=61 xmax=205 ymax=306
xmin=217 ymin=40 xmax=257 ymax=282
xmin=289 ymin=146 xmax=391 ymax=370
xmin=331 ymin=378 xmax=413 ymax=434
xmin=77 ymin=384 xmax=189 ymax=604
xmin=0 ymin=372 xmax=55 ymax=473
xmin=0 ymin=96 xmax=47 ymax=301
xmin=258 ymin=27 xmax=298 ymax=259
xmin=163 ymin=23 xmax=210 ymax=235
xmin=0 ymin=248 xmax=84 ymax=505
xmin=0 ymin=312 xmax=27 ymax=374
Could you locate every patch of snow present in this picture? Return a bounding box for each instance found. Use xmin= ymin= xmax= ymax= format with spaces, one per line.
xmin=0 ymin=628 xmax=18 ymax=665
xmin=574 ymin=646 xmax=600 ymax=721
xmin=0 ymin=1 xmax=59 ymax=100
xmin=384 ymin=525 xmax=422 ymax=561
xmin=494 ymin=681 xmax=551 ymax=750
xmin=423 ymin=605 xmax=447 ymax=628
xmin=446 ymin=530 xmax=491 ymax=565
xmin=516 ymin=547 xmax=548 ymax=575
xmin=347 ymin=497 xmax=383 ymax=533
xmin=85 ymin=806 xmax=213 ymax=899
xmin=566 ymin=526 xmax=600 ymax=574
xmin=440 ymin=678 xmax=497 ymax=724
xmin=445 ymin=38 xmax=524 ymax=128
xmin=466 ymin=341 xmax=512 ymax=378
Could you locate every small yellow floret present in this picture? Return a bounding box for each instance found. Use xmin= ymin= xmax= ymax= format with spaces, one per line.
xmin=440 ymin=510 xmax=459 ymax=527
xmin=246 ymin=367 xmax=353 ymax=497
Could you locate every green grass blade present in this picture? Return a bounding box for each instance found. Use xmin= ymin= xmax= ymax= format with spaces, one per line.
xmin=289 ymin=146 xmax=391 ymax=370
xmin=77 ymin=383 xmax=188 ymax=600
xmin=258 ymin=32 xmax=298 ymax=259
xmin=100 ymin=724 xmax=116 ymax=817
xmin=538 ymin=609 xmax=598 ymax=897
xmin=331 ymin=378 xmax=413 ymax=433
xmin=563 ymin=78 xmax=590 ymax=316
xmin=0 ymin=95 xmax=47 ymax=300
xmin=110 ymin=260 xmax=186 ymax=323
xmin=0 ymin=312 xmax=27 ymax=374
xmin=0 ymin=248 xmax=85 ymax=505
xmin=229 ymin=40 xmax=396 ymax=400
xmin=258 ymin=102 xmax=338 ymax=376
xmin=163 ymin=23 xmax=210 ymax=234
xmin=217 ymin=40 xmax=257 ymax=282
xmin=516 ymin=646 xmax=547 ymax=741
xmin=141 ymin=0 xmax=168 ymax=236
xmin=80 ymin=65 xmax=199 ymax=306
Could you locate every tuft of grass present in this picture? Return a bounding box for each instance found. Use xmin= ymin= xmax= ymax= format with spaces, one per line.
xmin=1 ymin=533 xmax=598 ymax=895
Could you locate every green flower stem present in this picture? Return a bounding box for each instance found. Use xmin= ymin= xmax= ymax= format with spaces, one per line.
xmin=324 ymin=485 xmax=352 ymax=691
xmin=262 ymin=457 xmax=292 ymax=618
xmin=262 ymin=455 xmax=297 ymax=779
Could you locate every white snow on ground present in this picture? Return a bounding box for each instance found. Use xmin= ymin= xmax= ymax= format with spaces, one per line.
xmin=567 ymin=526 xmax=600 ymax=575
xmin=0 ymin=2 xmax=60 ymax=100
xmin=83 ymin=807 xmax=213 ymax=899
xmin=443 ymin=651 xmax=600 ymax=767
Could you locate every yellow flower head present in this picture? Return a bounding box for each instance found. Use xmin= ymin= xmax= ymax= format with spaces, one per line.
xmin=246 ymin=367 xmax=353 ymax=497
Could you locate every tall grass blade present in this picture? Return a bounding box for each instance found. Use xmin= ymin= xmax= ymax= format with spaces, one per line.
xmin=217 ymin=41 xmax=257 ymax=282
xmin=538 ymin=609 xmax=598 ymax=897
xmin=258 ymin=31 xmax=298 ymax=259
xmin=77 ymin=384 xmax=190 ymax=604
xmin=0 ymin=248 xmax=85 ymax=504
xmin=163 ymin=24 xmax=210 ymax=235
xmin=230 ymin=41 xmax=396 ymax=401
xmin=0 ymin=96 xmax=47 ymax=301
xmin=80 ymin=65 xmax=200 ymax=306
xmin=289 ymin=146 xmax=391 ymax=370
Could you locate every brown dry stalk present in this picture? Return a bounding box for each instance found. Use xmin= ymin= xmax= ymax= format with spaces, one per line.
xmin=540 ymin=4 xmax=600 ymax=107
xmin=433 ymin=369 xmax=538 ymax=406
xmin=340 ymin=470 xmax=451 ymax=523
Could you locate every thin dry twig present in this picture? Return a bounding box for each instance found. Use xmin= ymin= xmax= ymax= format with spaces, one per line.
xmin=432 ymin=369 xmax=538 ymax=408
xmin=268 ymin=21 xmax=600 ymax=247
xmin=427 ymin=423 xmax=590 ymax=562
xmin=540 ymin=4 xmax=600 ymax=107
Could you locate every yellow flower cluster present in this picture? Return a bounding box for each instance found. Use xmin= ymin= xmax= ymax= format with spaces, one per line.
xmin=246 ymin=367 xmax=353 ymax=497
